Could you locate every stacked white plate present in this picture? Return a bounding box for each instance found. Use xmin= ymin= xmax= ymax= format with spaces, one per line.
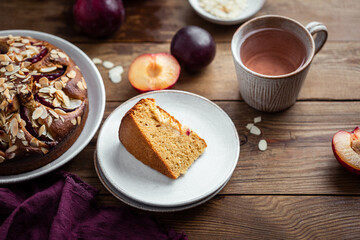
xmin=95 ymin=90 xmax=240 ymax=212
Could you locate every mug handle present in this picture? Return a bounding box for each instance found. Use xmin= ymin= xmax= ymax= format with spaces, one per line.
xmin=306 ymin=22 xmax=328 ymax=54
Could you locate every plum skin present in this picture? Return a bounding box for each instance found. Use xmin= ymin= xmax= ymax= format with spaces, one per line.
xmin=171 ymin=26 xmax=216 ymax=72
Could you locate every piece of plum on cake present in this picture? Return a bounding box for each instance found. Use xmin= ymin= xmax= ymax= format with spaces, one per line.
xmin=119 ymin=98 xmax=207 ymax=179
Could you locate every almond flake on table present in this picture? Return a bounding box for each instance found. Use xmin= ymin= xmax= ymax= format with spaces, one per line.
xmin=254 ymin=116 xmax=262 ymax=123
xmin=258 ymin=139 xmax=267 ymax=151
xmin=250 ymin=125 xmax=261 ymax=135
xmin=103 ymin=61 xmax=114 ymax=69
xmin=109 ymin=65 xmax=124 ymax=83
xmin=246 ymin=123 xmax=254 ymax=130
xmin=92 ymin=58 xmax=102 ymax=65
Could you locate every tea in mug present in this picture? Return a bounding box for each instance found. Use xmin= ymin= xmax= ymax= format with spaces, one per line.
xmin=240 ymin=28 xmax=307 ymax=76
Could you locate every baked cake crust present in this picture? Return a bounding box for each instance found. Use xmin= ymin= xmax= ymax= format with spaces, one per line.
xmin=119 ymin=98 xmax=207 ymax=179
xmin=0 ymin=35 xmax=88 ymax=175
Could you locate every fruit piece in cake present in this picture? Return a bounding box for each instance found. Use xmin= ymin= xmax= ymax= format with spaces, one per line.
xmin=119 ymin=98 xmax=207 ymax=179
xmin=128 ymin=53 xmax=180 ymax=92
xmin=332 ymin=127 xmax=360 ymax=174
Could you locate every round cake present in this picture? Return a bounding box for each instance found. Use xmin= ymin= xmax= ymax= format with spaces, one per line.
xmin=0 ymin=35 xmax=88 ymax=175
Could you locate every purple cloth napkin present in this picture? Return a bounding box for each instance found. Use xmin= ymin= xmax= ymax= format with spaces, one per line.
xmin=0 ymin=172 xmax=187 ymax=240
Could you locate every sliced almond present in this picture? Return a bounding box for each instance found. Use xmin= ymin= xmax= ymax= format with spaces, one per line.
xmin=250 ymin=125 xmax=261 ymax=135
xmin=67 ymin=70 xmax=76 ymax=78
xmin=52 ymin=97 xmax=61 ymax=107
xmin=0 ymin=54 xmax=12 ymax=62
xmin=55 ymin=81 xmax=63 ymax=90
xmin=6 ymin=145 xmax=18 ymax=153
xmin=30 ymin=138 xmax=39 ymax=147
xmin=48 ymin=109 xmax=59 ymax=119
xmin=39 ymin=77 xmax=49 ymax=87
xmin=58 ymin=52 xmax=67 ymax=59
xmin=0 ymin=155 xmax=4 ymax=163
xmin=103 ymin=61 xmax=114 ymax=69
xmin=246 ymin=123 xmax=254 ymax=130
xmin=6 ymin=64 xmax=14 ymax=72
xmin=38 ymin=124 xmax=46 ymax=136
xmin=41 ymin=147 xmax=49 ymax=154
xmin=32 ymin=107 xmax=43 ymax=120
xmin=254 ymin=116 xmax=262 ymax=124
xmin=71 ymin=118 xmax=77 ymax=125
xmin=40 ymin=66 xmax=57 ymax=73
xmin=77 ymin=116 xmax=81 ymax=125
xmin=76 ymin=81 xmax=84 ymax=90
xmin=258 ymin=139 xmax=267 ymax=151
xmin=92 ymin=58 xmax=102 ymax=64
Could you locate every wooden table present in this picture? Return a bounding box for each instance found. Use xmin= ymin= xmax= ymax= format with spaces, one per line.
xmin=2 ymin=0 xmax=360 ymax=238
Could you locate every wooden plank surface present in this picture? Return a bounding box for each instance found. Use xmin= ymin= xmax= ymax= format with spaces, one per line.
xmin=1 ymin=0 xmax=359 ymax=42
xmin=80 ymin=41 xmax=360 ymax=101
xmin=61 ymin=101 xmax=360 ymax=195
xmin=2 ymin=0 xmax=360 ymax=238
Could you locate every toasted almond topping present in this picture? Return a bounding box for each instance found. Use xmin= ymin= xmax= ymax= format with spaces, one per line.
xmin=40 ymin=66 xmax=57 ymax=73
xmin=55 ymin=109 xmax=66 ymax=115
xmin=67 ymin=70 xmax=76 ymax=79
xmin=0 ymin=54 xmax=12 ymax=62
xmin=22 ymin=140 xmax=29 ymax=146
xmin=48 ymin=109 xmax=59 ymax=119
xmin=71 ymin=118 xmax=77 ymax=125
xmin=8 ymin=153 xmax=15 ymax=159
xmin=41 ymin=147 xmax=49 ymax=154
xmin=77 ymin=116 xmax=81 ymax=125
xmin=39 ymin=77 xmax=49 ymax=87
xmin=55 ymin=81 xmax=63 ymax=90
xmin=61 ymin=76 xmax=69 ymax=83
xmin=30 ymin=138 xmax=39 ymax=147
xmin=40 ymin=107 xmax=48 ymax=119
xmin=53 ymin=97 xmax=61 ymax=107
xmin=10 ymin=118 xmax=18 ymax=137
xmin=6 ymin=64 xmax=14 ymax=72
xmin=20 ymin=119 xmax=26 ymax=128
xmin=6 ymin=145 xmax=18 ymax=153
xmin=58 ymin=52 xmax=67 ymax=59
xmin=50 ymin=54 xmax=58 ymax=59
xmin=81 ymin=77 xmax=87 ymax=89
xmin=39 ymin=124 xmax=46 ymax=136
xmin=77 ymin=81 xmax=84 ymax=90
xmin=47 ymin=115 xmax=53 ymax=127
xmin=32 ymin=107 xmax=43 ymax=120
xmin=0 ymin=78 xmax=5 ymax=85
xmin=0 ymin=155 xmax=4 ymax=163
xmin=3 ymin=89 xmax=10 ymax=99
xmin=15 ymin=55 xmax=23 ymax=62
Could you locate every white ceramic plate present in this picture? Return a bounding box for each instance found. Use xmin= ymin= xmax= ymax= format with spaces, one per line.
xmin=95 ymin=152 xmax=231 ymax=212
xmin=97 ymin=90 xmax=239 ymax=207
xmin=188 ymin=0 xmax=265 ymax=25
xmin=0 ymin=30 xmax=105 ymax=184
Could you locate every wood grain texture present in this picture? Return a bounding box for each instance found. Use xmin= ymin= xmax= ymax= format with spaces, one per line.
xmin=0 ymin=0 xmax=359 ymax=42
xmin=78 ymin=41 xmax=360 ymax=101
xmin=60 ymin=101 xmax=360 ymax=195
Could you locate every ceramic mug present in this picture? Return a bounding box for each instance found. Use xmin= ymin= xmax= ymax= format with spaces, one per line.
xmin=231 ymin=15 xmax=328 ymax=112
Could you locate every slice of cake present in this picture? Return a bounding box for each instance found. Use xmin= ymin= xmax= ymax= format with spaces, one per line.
xmin=119 ymin=98 xmax=207 ymax=179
